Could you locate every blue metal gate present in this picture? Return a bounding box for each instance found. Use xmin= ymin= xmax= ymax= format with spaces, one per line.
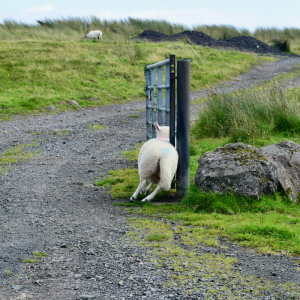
xmin=145 ymin=55 xmax=175 ymax=144
xmin=144 ymin=55 xmax=190 ymax=199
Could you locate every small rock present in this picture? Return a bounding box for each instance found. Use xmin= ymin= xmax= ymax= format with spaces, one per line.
xmin=11 ymin=285 xmax=21 ymax=290
xmin=47 ymin=106 xmax=56 ymax=111
xmin=95 ymin=276 xmax=104 ymax=281
xmin=34 ymin=280 xmax=43 ymax=286
xmin=69 ymin=100 xmax=83 ymax=110
xmin=81 ymin=295 xmax=97 ymax=299
xmin=118 ymin=280 xmax=124 ymax=285
xmin=60 ymin=244 xmax=67 ymax=248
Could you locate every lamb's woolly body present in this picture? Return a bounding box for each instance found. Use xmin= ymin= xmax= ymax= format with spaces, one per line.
xmin=130 ymin=123 xmax=178 ymax=202
xmin=83 ymin=30 xmax=102 ymax=39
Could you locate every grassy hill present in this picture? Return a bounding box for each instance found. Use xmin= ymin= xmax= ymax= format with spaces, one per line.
xmin=0 ymin=38 xmax=263 ymax=118
xmin=2 ymin=17 xmax=297 ymax=118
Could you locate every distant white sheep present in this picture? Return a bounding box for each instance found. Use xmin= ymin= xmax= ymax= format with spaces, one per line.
xmin=83 ymin=30 xmax=102 ymax=39
xmin=130 ymin=122 xmax=178 ymax=202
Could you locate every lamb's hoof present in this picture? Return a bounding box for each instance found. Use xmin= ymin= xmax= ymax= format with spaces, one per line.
xmin=141 ymin=199 xmax=149 ymax=202
xmin=129 ymin=196 xmax=136 ymax=203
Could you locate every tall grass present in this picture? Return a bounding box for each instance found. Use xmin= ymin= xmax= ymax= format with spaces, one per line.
xmin=1 ymin=17 xmax=300 ymax=44
xmin=193 ymin=24 xmax=251 ymax=40
xmin=193 ymin=88 xmax=300 ymax=143
xmin=0 ymin=17 xmax=188 ymax=41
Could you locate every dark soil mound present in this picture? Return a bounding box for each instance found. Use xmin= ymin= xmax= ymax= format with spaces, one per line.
xmin=133 ymin=29 xmax=170 ymax=42
xmin=210 ymin=36 xmax=296 ymax=57
xmin=170 ymin=30 xmax=215 ymax=46
xmin=133 ymin=30 xmax=298 ymax=57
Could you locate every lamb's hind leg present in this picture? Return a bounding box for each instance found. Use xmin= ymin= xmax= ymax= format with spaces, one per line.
xmin=141 ymin=183 xmax=154 ymax=195
xmin=130 ymin=180 xmax=147 ymax=201
xmin=141 ymin=185 xmax=162 ymax=202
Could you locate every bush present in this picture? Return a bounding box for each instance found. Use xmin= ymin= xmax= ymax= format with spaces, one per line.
xmin=269 ymin=38 xmax=291 ymax=53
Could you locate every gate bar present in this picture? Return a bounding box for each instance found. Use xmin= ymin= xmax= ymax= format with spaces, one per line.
xmin=145 ymin=59 xmax=170 ymax=70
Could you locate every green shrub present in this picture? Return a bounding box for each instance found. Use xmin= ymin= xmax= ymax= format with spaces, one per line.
xmin=269 ymin=38 xmax=291 ymax=52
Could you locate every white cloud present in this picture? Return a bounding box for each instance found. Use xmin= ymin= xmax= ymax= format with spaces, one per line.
xmin=25 ymin=4 xmax=55 ymax=13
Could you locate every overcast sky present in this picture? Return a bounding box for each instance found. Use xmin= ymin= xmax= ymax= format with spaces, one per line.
xmin=1 ymin=0 xmax=300 ymax=31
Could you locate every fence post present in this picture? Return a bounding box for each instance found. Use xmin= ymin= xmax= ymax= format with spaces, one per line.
xmin=176 ymin=58 xmax=190 ymax=199
xmin=169 ymin=55 xmax=176 ymax=148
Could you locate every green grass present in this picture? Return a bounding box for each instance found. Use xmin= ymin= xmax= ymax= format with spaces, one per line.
xmin=3 ymin=17 xmax=300 ymax=46
xmin=128 ymin=188 xmax=300 ymax=255
xmin=192 ymin=87 xmax=300 ymax=144
xmin=0 ymin=39 xmax=261 ymax=118
xmin=0 ymin=17 xmax=188 ymax=41
xmin=22 ymin=258 xmax=40 ymax=263
xmin=146 ymin=233 xmax=170 ymax=242
xmin=95 ymin=166 xmax=175 ymax=200
xmin=87 ymin=123 xmax=106 ymax=131
xmin=0 ymin=142 xmax=40 ymax=174
xmin=127 ymin=216 xmax=300 ymax=297
xmin=32 ymin=252 xmax=48 ymax=258
xmin=100 ymin=126 xmax=300 ymax=255
xmin=22 ymin=251 xmax=48 ymax=264
xmin=2 ymin=18 xmax=300 ymax=119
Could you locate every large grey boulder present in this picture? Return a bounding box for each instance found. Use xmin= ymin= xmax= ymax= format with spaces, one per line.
xmin=260 ymin=141 xmax=300 ymax=203
xmin=195 ymin=143 xmax=278 ymax=199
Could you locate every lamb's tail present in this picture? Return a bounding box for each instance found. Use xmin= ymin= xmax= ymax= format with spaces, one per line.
xmin=159 ymin=153 xmax=178 ymax=191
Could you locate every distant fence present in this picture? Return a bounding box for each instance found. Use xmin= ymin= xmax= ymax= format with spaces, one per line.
xmin=144 ymin=55 xmax=190 ymax=198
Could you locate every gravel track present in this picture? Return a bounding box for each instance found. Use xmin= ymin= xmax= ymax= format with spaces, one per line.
xmin=1 ymin=57 xmax=300 ymax=299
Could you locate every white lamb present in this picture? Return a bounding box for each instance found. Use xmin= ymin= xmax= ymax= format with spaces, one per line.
xmin=83 ymin=30 xmax=102 ymax=39
xmin=130 ymin=122 xmax=178 ymax=202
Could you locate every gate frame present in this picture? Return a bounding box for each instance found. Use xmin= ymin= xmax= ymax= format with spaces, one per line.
xmin=145 ymin=55 xmax=190 ymax=198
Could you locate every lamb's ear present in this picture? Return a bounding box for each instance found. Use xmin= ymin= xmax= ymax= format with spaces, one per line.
xmin=154 ymin=122 xmax=161 ymax=132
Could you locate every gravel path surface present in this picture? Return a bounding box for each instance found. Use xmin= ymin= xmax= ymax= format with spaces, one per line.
xmin=191 ymin=56 xmax=300 ymax=101
xmin=1 ymin=57 xmax=300 ymax=299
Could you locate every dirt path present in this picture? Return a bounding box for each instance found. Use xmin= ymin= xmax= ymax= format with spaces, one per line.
xmin=191 ymin=56 xmax=300 ymax=100
xmin=1 ymin=57 xmax=300 ymax=300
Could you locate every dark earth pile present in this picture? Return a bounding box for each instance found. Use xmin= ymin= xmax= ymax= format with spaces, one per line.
xmin=134 ymin=30 xmax=298 ymax=57
xmin=210 ymin=36 xmax=297 ymax=57
xmin=133 ymin=29 xmax=170 ymax=42
xmin=171 ymin=30 xmax=215 ymax=45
